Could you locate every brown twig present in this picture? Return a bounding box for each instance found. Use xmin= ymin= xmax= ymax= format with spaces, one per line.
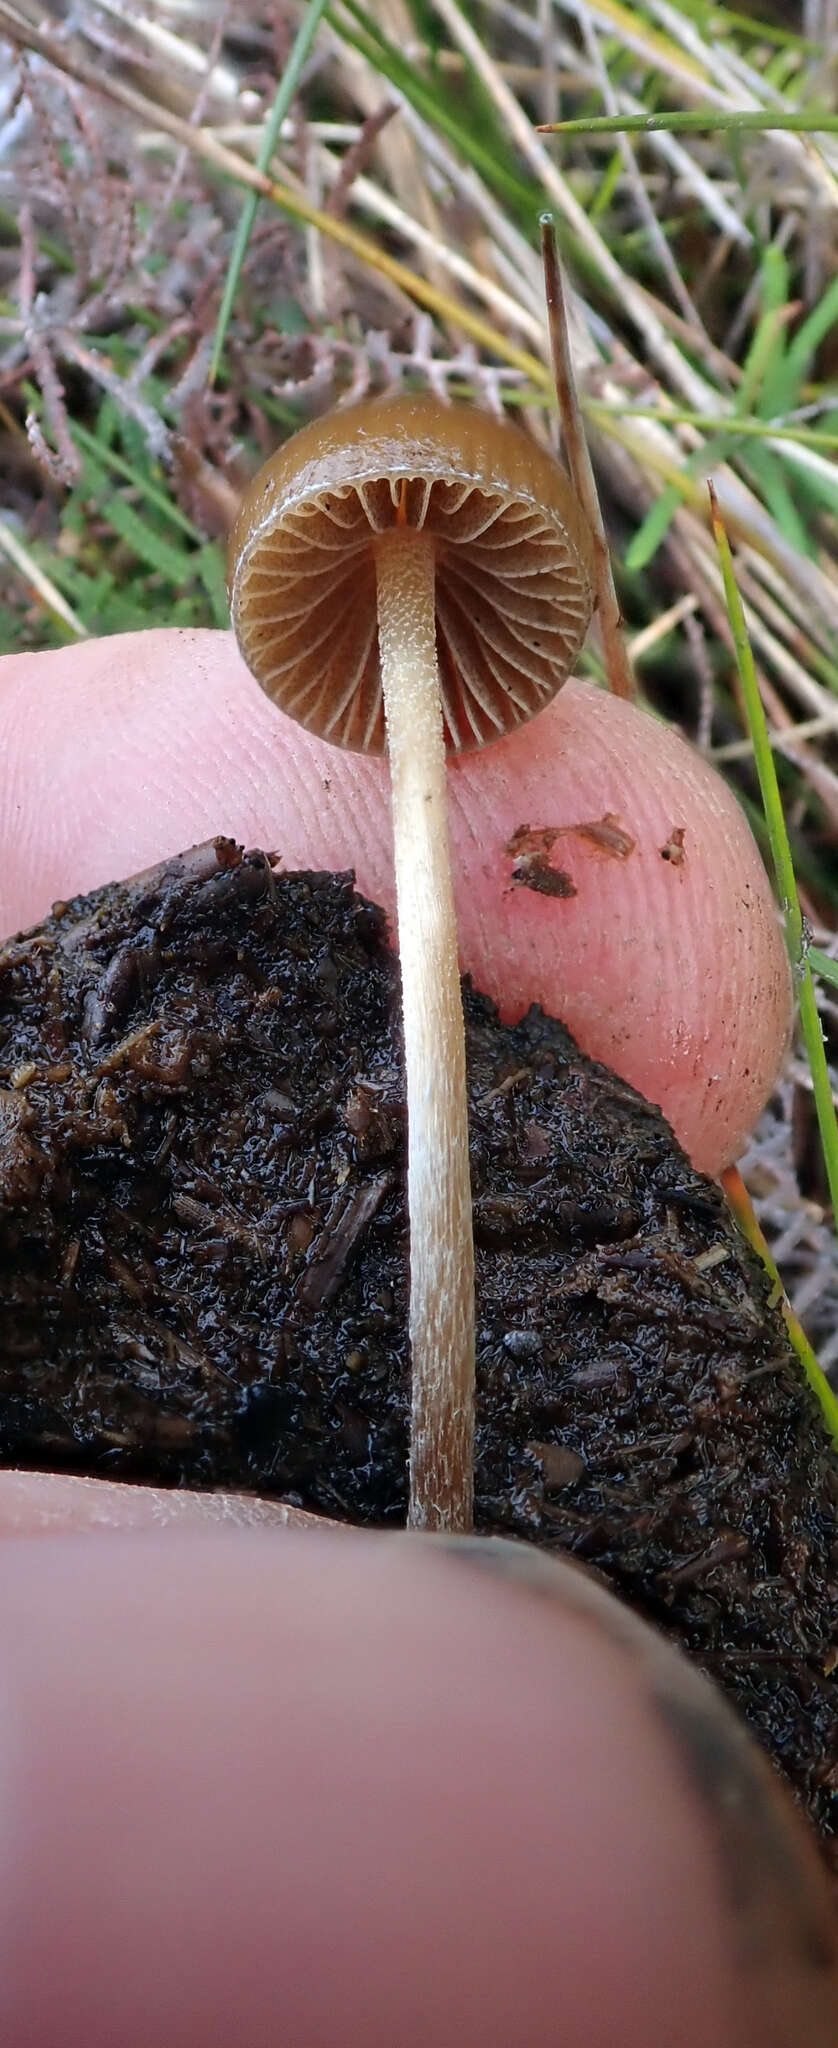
xmin=325 ymin=102 xmax=398 ymax=218
xmin=540 ymin=215 xmax=635 ymax=703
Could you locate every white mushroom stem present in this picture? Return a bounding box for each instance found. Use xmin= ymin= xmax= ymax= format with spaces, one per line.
xmin=374 ymin=526 xmax=475 ymax=1534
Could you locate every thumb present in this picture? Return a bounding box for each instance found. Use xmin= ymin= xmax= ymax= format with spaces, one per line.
xmin=0 ymin=627 xmax=789 ymax=1173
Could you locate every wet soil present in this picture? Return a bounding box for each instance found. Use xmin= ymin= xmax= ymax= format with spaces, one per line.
xmin=2 ymin=839 xmax=837 ymax=1855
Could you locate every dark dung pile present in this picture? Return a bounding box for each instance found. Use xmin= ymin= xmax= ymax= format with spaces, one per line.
xmin=1 ymin=839 xmax=837 ymax=1854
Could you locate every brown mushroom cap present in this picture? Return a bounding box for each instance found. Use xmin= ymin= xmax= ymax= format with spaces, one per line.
xmin=228 ymin=393 xmax=597 ymax=754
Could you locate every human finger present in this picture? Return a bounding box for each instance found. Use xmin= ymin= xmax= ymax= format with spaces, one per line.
xmin=1 ymin=1527 xmax=834 ymax=2047
xmin=0 ymin=1468 xmax=336 ymax=1535
xmin=0 ymin=629 xmax=789 ymax=1171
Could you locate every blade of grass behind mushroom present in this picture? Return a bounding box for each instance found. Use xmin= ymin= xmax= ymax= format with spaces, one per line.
xmin=711 ymin=483 xmax=838 ymax=1230
xmin=721 ymin=1165 xmax=838 ymax=1448
xmin=540 ymin=212 xmax=635 ymax=701
xmin=208 ymin=0 xmax=332 ymax=385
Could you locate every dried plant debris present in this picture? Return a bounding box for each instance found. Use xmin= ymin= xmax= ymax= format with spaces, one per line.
xmin=510 ymin=860 xmax=577 ymax=900
xmin=1 ymin=841 xmax=837 ymax=1857
xmin=565 ymin=814 xmax=636 ymax=859
xmin=505 ymin=816 xmax=635 ymax=896
xmin=661 ymin=826 xmax=687 ymax=866
xmin=505 ymin=825 xmax=576 ymax=898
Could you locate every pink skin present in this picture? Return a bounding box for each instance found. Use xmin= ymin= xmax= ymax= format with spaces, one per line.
xmin=0 ymin=630 xmax=821 ymax=2044
xmin=2 ymin=1527 xmax=837 ymax=2048
xmin=0 ymin=628 xmax=790 ymax=1173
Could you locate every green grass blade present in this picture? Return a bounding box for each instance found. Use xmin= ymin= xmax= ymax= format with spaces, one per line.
xmin=590 ymin=147 xmax=624 ymax=220
xmin=197 ymin=544 xmax=230 ymax=628
xmin=69 ymin=420 xmax=201 ymax=539
xmin=333 ymin=0 xmax=536 ymax=218
xmin=625 ymin=483 xmax=683 ymax=572
xmin=209 ymin=0 xmax=332 ymax=385
xmin=723 ymin=1168 xmax=838 ymax=1447
xmin=734 ymin=247 xmax=790 ymax=417
xmin=710 ymin=483 xmax=838 ymax=1230
xmin=585 ymin=399 xmax=838 ymax=453
xmin=765 ymin=273 xmax=838 ymax=416
xmin=540 ymin=109 xmax=838 ymax=138
xmin=809 ymin=949 xmax=838 ymax=991
xmin=103 ymin=498 xmax=195 ymax=584
xmin=626 ymin=433 xmax=733 ymax=571
xmin=743 ymin=444 xmax=813 ymax=557
xmin=675 ymin=0 xmax=821 ymax=53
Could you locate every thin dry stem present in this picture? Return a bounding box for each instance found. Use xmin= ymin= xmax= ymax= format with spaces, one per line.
xmin=541 ymin=218 xmax=635 ymax=702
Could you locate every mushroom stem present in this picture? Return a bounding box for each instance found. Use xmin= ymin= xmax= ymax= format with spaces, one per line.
xmin=374 ymin=526 xmax=475 ymax=1534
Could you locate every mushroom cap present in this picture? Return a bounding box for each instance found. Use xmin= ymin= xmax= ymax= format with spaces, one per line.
xmin=228 ymin=393 xmax=597 ymax=754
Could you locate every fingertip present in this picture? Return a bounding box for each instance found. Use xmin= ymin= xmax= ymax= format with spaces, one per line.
xmin=444 ymin=680 xmax=791 ymax=1172
xmin=0 ymin=1468 xmax=338 ymax=1536
xmin=1 ymin=1529 xmax=832 ymax=2046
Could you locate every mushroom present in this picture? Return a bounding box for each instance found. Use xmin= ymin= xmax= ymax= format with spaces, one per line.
xmin=228 ymin=393 xmax=596 ymax=1531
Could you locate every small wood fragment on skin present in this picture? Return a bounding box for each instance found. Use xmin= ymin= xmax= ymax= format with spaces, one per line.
xmin=661 ymin=827 xmax=687 ymax=865
xmin=511 ymin=861 xmax=577 ymax=898
xmin=506 ymin=826 xmax=576 ymax=896
xmin=505 ymin=815 xmax=633 ymax=898
xmin=565 ymin=813 xmax=635 ymax=859
xmin=506 ymin=825 xmax=560 ymax=860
